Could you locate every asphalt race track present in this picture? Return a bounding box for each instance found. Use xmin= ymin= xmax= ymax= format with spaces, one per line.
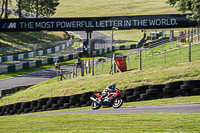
xmin=0 ymin=31 xmax=109 ymax=90
xmin=19 ymin=104 xmax=200 ymax=116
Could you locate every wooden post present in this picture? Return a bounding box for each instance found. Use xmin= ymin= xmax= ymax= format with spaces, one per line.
xmin=191 ymin=28 xmax=193 ymax=43
xmin=113 ymin=54 xmax=116 ymax=73
xmin=92 ymin=57 xmax=94 ymax=76
xmin=72 ymin=68 xmax=75 ymax=78
xmin=86 ymin=60 xmax=88 ymax=74
xmin=88 ymin=59 xmax=91 ymax=73
xmin=81 ymin=60 xmax=84 ymax=77
xmin=75 ymin=66 xmax=77 ymax=77
xmin=57 ymin=70 xmax=59 ymax=81
xmin=139 ymin=50 xmax=142 ymax=70
xmin=60 ymin=70 xmax=63 ymax=81
xmin=189 ymin=41 xmax=191 ymax=62
xmin=188 ymin=29 xmax=190 ymax=43
xmin=185 ymin=30 xmax=187 ymax=43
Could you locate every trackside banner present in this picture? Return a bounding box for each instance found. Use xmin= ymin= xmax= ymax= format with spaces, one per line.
xmin=0 ymin=14 xmax=198 ymax=32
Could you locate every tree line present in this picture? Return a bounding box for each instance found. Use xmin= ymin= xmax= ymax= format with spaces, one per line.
xmin=0 ymin=0 xmax=60 ymax=19
xmin=167 ymin=0 xmax=200 ymax=21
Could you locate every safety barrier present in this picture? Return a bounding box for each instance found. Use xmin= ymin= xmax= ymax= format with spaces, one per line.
xmin=0 ymin=42 xmax=140 ymax=74
xmin=0 ymin=80 xmax=199 ymax=116
xmin=0 ymin=39 xmax=80 ymax=63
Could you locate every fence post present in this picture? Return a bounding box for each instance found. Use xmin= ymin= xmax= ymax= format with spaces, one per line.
xmin=139 ymin=50 xmax=142 ymax=70
xmin=113 ymin=54 xmax=116 ymax=73
xmin=86 ymin=60 xmax=88 ymax=74
xmin=60 ymin=70 xmax=63 ymax=81
xmin=191 ymin=28 xmax=193 ymax=43
xmin=72 ymin=68 xmax=74 ymax=78
xmin=92 ymin=57 xmax=94 ymax=76
xmin=88 ymin=59 xmax=91 ymax=73
xmin=189 ymin=41 xmax=191 ymax=62
xmin=57 ymin=70 xmax=59 ymax=81
xmin=188 ymin=29 xmax=190 ymax=43
xmin=81 ymin=60 xmax=84 ymax=77
xmin=185 ymin=30 xmax=187 ymax=43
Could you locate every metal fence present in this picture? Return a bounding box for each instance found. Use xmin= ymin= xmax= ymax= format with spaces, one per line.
xmin=57 ymin=28 xmax=200 ymax=81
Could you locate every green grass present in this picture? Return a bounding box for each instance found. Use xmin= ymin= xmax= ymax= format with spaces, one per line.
xmin=0 ymin=49 xmax=131 ymax=80
xmin=0 ymin=60 xmax=74 ymax=79
xmin=1 ymin=42 xmax=200 ymax=106
xmin=0 ymin=113 xmax=199 ymax=133
xmin=0 ymin=32 xmax=68 ymax=55
xmin=55 ymin=0 xmax=180 ymax=17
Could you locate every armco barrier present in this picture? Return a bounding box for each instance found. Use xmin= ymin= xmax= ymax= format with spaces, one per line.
xmin=29 ymin=61 xmax=36 ymax=68
xmin=0 ymin=41 xmax=142 ymax=74
xmin=0 ymin=39 xmax=79 ymax=63
xmin=0 ymin=80 xmax=199 ymax=116
xmin=36 ymin=60 xmax=42 ymax=67
xmin=15 ymin=64 xmax=23 ymax=71
xmin=23 ymin=62 xmax=30 ymax=69
xmin=7 ymin=65 xmax=16 ymax=73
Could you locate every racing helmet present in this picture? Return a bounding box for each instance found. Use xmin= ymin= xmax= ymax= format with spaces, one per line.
xmin=109 ymin=83 xmax=116 ymax=90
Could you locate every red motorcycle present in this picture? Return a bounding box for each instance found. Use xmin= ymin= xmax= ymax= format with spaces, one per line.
xmin=90 ymin=89 xmax=123 ymax=110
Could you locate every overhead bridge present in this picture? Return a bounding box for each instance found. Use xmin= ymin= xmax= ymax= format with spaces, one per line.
xmin=0 ymin=14 xmax=198 ymax=32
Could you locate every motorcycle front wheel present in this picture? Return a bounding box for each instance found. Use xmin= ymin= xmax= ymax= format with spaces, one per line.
xmin=113 ymin=98 xmax=123 ymax=109
xmin=91 ymin=101 xmax=101 ymax=110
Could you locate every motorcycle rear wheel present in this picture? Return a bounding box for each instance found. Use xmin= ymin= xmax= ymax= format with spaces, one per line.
xmin=91 ymin=101 xmax=101 ymax=110
xmin=113 ymin=98 xmax=123 ymax=109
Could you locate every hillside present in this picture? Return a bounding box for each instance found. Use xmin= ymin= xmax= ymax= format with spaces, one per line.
xmin=1 ymin=41 xmax=200 ymax=106
xmin=55 ymin=0 xmax=180 ymax=17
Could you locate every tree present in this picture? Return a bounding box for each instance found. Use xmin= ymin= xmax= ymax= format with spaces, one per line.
xmin=0 ymin=0 xmax=12 ymax=19
xmin=15 ymin=0 xmax=59 ymax=18
xmin=38 ymin=0 xmax=60 ymax=18
xmin=167 ymin=0 xmax=200 ymax=21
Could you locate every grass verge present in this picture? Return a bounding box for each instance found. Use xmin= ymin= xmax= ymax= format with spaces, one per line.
xmin=0 ymin=113 xmax=199 ymax=133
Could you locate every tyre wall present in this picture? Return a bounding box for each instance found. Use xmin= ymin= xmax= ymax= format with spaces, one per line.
xmin=0 ymin=80 xmax=200 ymax=116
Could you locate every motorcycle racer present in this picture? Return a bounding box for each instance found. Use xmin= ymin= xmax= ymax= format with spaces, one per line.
xmin=90 ymin=82 xmax=123 ymax=109
xmin=100 ymin=83 xmax=117 ymax=102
